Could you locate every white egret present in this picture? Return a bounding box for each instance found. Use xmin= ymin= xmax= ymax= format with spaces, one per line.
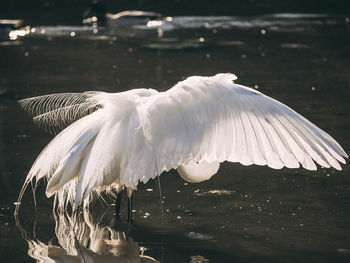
xmin=15 ymin=73 xmax=347 ymax=220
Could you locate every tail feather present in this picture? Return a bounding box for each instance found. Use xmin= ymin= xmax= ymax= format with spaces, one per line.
xmin=46 ymin=130 xmax=98 ymax=197
xmin=19 ymin=92 xmax=101 ymax=133
xmin=15 ymin=89 xmax=158 ymax=213
xmin=16 ymin=110 xmax=105 ymax=212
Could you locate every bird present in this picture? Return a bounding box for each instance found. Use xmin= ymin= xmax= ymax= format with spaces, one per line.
xmin=82 ymin=0 xmax=162 ymax=27
xmin=14 ymin=73 xmax=347 ymax=221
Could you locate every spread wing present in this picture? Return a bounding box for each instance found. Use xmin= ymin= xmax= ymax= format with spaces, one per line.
xmin=134 ymin=73 xmax=347 ymax=183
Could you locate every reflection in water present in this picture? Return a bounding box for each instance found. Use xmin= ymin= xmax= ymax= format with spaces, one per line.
xmin=142 ymin=13 xmax=339 ymax=32
xmin=4 ymin=14 xmax=347 ymax=48
xmin=16 ymin=208 xmax=159 ymax=263
xmin=8 ymin=26 xmax=31 ymax=40
xmin=0 ymin=19 xmax=23 ymax=40
xmin=189 ymin=255 xmax=210 ymax=263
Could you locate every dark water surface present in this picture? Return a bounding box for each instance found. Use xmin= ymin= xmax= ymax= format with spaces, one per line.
xmin=0 ymin=13 xmax=350 ymax=263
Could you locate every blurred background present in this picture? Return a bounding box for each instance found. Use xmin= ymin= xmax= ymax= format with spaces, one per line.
xmin=1 ymin=0 xmax=350 ymax=25
xmin=0 ymin=0 xmax=350 ymax=263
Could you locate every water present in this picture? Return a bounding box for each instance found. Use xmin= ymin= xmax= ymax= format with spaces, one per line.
xmin=0 ymin=13 xmax=350 ymax=263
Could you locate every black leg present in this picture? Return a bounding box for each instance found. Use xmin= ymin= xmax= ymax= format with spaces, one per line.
xmin=115 ymin=191 xmax=123 ymax=218
xmin=127 ymin=194 xmax=133 ymax=222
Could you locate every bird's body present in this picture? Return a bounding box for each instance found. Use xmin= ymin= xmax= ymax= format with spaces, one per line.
xmin=15 ymin=74 xmax=347 ymax=214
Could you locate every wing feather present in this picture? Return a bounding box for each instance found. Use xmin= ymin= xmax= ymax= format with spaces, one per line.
xmin=240 ymin=98 xmax=266 ymax=165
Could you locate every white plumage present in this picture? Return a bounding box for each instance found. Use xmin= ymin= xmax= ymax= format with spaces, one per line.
xmin=16 ymin=73 xmax=348 ymax=210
